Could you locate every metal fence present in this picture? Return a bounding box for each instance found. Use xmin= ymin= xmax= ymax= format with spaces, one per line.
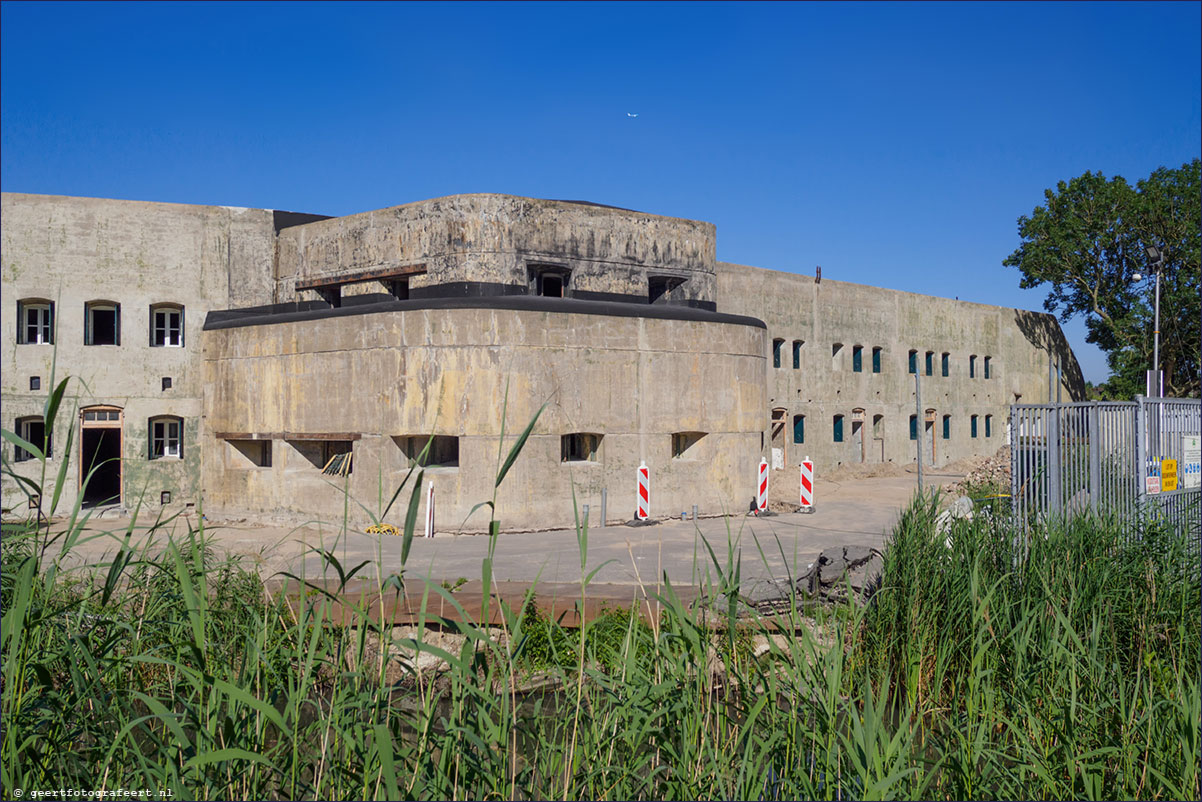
xmin=1010 ymin=397 xmax=1201 ymax=553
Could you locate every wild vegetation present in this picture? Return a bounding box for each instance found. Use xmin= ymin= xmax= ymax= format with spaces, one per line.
xmin=3 ymin=384 xmax=1198 ymax=800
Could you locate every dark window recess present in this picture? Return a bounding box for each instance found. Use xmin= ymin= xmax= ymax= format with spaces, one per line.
xmin=925 ymin=351 xmax=934 ymax=376
xmin=85 ymin=303 xmax=120 ymax=346
xmin=319 ymin=286 xmax=342 ymax=308
xmin=162 ymin=377 xmax=172 ymax=391
xmin=671 ymin=431 xmax=705 ymax=458
xmin=388 ymin=279 xmax=409 ymax=300
xmin=772 ymin=339 xmax=784 ymax=368
xmin=160 ymin=491 xmax=171 ymax=505
xmin=908 ymin=350 xmax=917 ymax=374
xmin=561 ymin=433 xmax=601 ymax=462
xmin=648 ymin=276 xmax=683 ymax=304
xmin=969 ymin=355 xmax=977 ymax=378
xmin=971 ymin=415 xmax=979 ymax=438
xmin=395 ymin=435 xmax=459 ymax=468
xmin=833 ymin=415 xmax=844 ymax=443
xmin=229 ymin=439 xmax=272 ymax=467
xmin=910 ymin=415 xmax=918 ymax=441
xmin=941 ymin=353 xmax=949 ymax=377
xmin=942 ymin=415 xmax=950 ymax=440
xmin=30 ymin=376 xmax=40 ymax=391
xmin=872 ymin=347 xmax=882 ymax=374
xmin=792 ymin=340 xmax=802 ymax=369
xmin=985 ymin=415 xmax=993 ymax=437
xmin=531 ymin=265 xmax=571 ymax=298
xmin=852 ymin=345 xmax=863 ymax=373
xmin=793 ymin=414 xmax=805 ymax=444
xmin=984 ymin=356 xmax=992 ymax=379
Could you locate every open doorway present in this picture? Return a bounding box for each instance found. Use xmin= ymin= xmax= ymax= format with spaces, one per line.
xmin=852 ymin=408 xmax=865 ymax=462
xmin=770 ymin=408 xmax=787 ymax=469
xmin=924 ymin=408 xmax=937 ymax=464
xmin=81 ymin=406 xmax=122 ymax=507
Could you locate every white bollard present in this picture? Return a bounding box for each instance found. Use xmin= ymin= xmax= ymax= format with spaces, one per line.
xmin=637 ymin=461 xmax=650 ymax=520
xmin=800 ymin=457 xmax=814 ymax=512
xmin=425 ymin=480 xmax=435 ymax=537
xmin=757 ymin=458 xmax=769 ymax=513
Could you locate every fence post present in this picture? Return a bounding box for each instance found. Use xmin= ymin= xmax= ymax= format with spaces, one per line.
xmin=1088 ymin=403 xmax=1101 ymax=512
xmin=1048 ymin=406 xmax=1062 ymax=517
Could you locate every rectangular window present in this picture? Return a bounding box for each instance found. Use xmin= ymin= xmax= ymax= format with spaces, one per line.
xmin=151 ymin=306 xmax=184 ymax=347
xmin=671 ymin=431 xmax=705 ymax=459
xmin=971 ymin=415 xmax=978 ymax=438
xmin=942 ymin=415 xmax=950 ymax=440
xmin=941 ymin=353 xmax=949 ymax=377
xmin=18 ymin=301 xmax=54 ymax=344
xmin=984 ymin=356 xmax=992 ymax=379
xmin=969 ymin=355 xmax=977 ymax=379
xmin=908 ymin=350 xmax=917 ymax=374
xmin=925 ymin=351 xmax=934 ymax=376
xmin=910 ymin=415 xmax=917 ymax=441
xmin=150 ymin=418 xmax=182 ymax=459
xmin=395 ymin=435 xmax=459 ymax=468
xmin=531 ymin=265 xmax=571 ymax=298
xmin=772 ymin=339 xmax=784 ymax=368
xmin=85 ymin=303 xmax=120 ymax=346
xmin=833 ymin=415 xmax=844 ymax=443
xmin=852 ymin=345 xmax=863 ymax=373
xmin=792 ymin=340 xmax=802 ymax=369
xmin=872 ymin=347 xmax=882 ymax=374
xmin=793 ymin=414 xmax=804 ymax=444
xmin=985 ymin=415 xmax=992 ymax=437
xmin=15 ymin=417 xmax=49 ymax=461
xmin=561 ymin=433 xmax=601 ymax=462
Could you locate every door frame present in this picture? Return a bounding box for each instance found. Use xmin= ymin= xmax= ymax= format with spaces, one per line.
xmin=80 ymin=405 xmax=123 ymax=506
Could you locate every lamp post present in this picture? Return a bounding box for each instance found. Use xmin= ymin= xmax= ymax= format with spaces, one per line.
xmin=1141 ymin=245 xmax=1165 ymax=397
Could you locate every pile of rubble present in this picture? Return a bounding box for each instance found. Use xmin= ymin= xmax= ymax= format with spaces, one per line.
xmin=949 ymin=445 xmax=1011 ymax=495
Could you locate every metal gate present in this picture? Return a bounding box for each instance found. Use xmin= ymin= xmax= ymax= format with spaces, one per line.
xmin=1010 ymin=397 xmax=1201 ymax=553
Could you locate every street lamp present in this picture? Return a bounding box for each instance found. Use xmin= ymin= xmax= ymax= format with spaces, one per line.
xmin=1144 ymin=245 xmax=1165 ymax=397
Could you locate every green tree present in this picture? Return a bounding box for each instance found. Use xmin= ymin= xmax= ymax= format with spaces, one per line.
xmin=1004 ymin=159 xmax=1200 ymax=398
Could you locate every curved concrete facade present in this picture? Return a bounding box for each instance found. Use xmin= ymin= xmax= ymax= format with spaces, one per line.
xmin=202 ymin=304 xmax=766 ymax=530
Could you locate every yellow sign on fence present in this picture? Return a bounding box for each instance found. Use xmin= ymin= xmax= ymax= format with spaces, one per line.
xmin=1161 ymin=459 xmax=1178 ymax=492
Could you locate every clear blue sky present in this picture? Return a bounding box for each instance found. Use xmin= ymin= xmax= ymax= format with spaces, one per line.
xmin=3 ymin=1 xmax=1199 ymax=382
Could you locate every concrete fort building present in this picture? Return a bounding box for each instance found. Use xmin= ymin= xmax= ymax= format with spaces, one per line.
xmin=1 ymin=192 xmax=1083 ymax=530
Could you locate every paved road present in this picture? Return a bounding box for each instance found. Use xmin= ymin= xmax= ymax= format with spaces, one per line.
xmin=50 ymin=471 xmax=961 ymax=610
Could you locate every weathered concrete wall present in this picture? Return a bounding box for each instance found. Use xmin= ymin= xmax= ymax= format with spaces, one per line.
xmin=275 ymin=195 xmax=717 ymax=307
xmin=716 ymin=262 xmax=1084 ymax=473
xmin=1 ymin=193 xmax=278 ymax=514
xmin=202 ymin=306 xmax=766 ymax=531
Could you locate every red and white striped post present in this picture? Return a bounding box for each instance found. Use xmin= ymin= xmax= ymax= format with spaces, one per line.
xmin=636 ymin=461 xmax=650 ymax=520
xmin=424 ymin=480 xmax=435 ymax=538
xmin=800 ymin=457 xmax=814 ymax=512
xmin=757 ymin=458 xmax=769 ymax=513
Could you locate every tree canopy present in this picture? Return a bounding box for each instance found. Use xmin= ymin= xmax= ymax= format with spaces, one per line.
xmin=1004 ymin=159 xmax=1200 ymax=399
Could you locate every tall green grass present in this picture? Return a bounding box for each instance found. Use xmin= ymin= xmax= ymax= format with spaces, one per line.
xmin=2 ymin=391 xmax=1198 ymax=800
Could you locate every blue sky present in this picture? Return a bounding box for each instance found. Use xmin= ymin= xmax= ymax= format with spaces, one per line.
xmin=2 ymin=1 xmax=1199 ymax=382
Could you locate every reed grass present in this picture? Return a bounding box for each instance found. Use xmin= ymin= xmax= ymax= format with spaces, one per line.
xmin=2 ymin=389 xmax=1198 ymax=800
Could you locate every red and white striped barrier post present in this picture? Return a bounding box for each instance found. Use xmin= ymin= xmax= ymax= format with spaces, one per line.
xmin=757 ymin=458 xmax=769 ymax=514
xmin=424 ymin=480 xmax=435 ymax=538
xmin=636 ymin=461 xmax=650 ymax=520
xmin=800 ymin=457 xmax=814 ymax=512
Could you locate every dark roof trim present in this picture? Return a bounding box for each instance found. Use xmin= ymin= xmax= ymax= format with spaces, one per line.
xmin=204 ymin=294 xmax=766 ymax=331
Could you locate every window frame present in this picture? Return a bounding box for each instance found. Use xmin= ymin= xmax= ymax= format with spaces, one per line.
xmin=772 ymin=339 xmax=784 ymax=369
xmin=14 ymin=416 xmax=50 ymax=461
xmin=149 ymin=416 xmax=183 ymax=459
xmin=925 ymin=351 xmax=934 ymax=377
xmin=942 ymin=414 xmax=950 ymax=440
xmin=985 ymin=415 xmax=993 ymax=438
xmin=971 ymin=415 xmax=979 ymax=439
xmin=17 ymin=299 xmax=55 ymax=345
xmin=909 ymin=414 xmax=918 ymax=441
xmin=941 ymin=352 xmax=950 ymax=377
xmin=969 ymin=355 xmax=977 ymax=379
xmin=908 ymin=350 xmax=917 ymax=374
xmin=150 ymin=303 xmax=185 ymax=348
xmin=792 ymin=414 xmax=805 ymax=445
xmin=85 ymin=300 xmax=121 ymax=346
xmin=852 ymin=345 xmax=863 ymax=373
xmin=792 ymin=340 xmax=802 ymax=370
xmin=832 ymin=414 xmax=844 ymax=443
xmin=872 ymin=346 xmax=882 ymax=374
xmin=984 ymin=356 xmax=992 ymax=379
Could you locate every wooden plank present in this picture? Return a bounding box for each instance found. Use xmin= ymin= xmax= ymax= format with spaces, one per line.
xmin=214 ymin=432 xmax=280 ymax=441
xmin=295 ymin=263 xmax=427 ymax=291
xmin=282 ymin=432 xmax=362 ymax=441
